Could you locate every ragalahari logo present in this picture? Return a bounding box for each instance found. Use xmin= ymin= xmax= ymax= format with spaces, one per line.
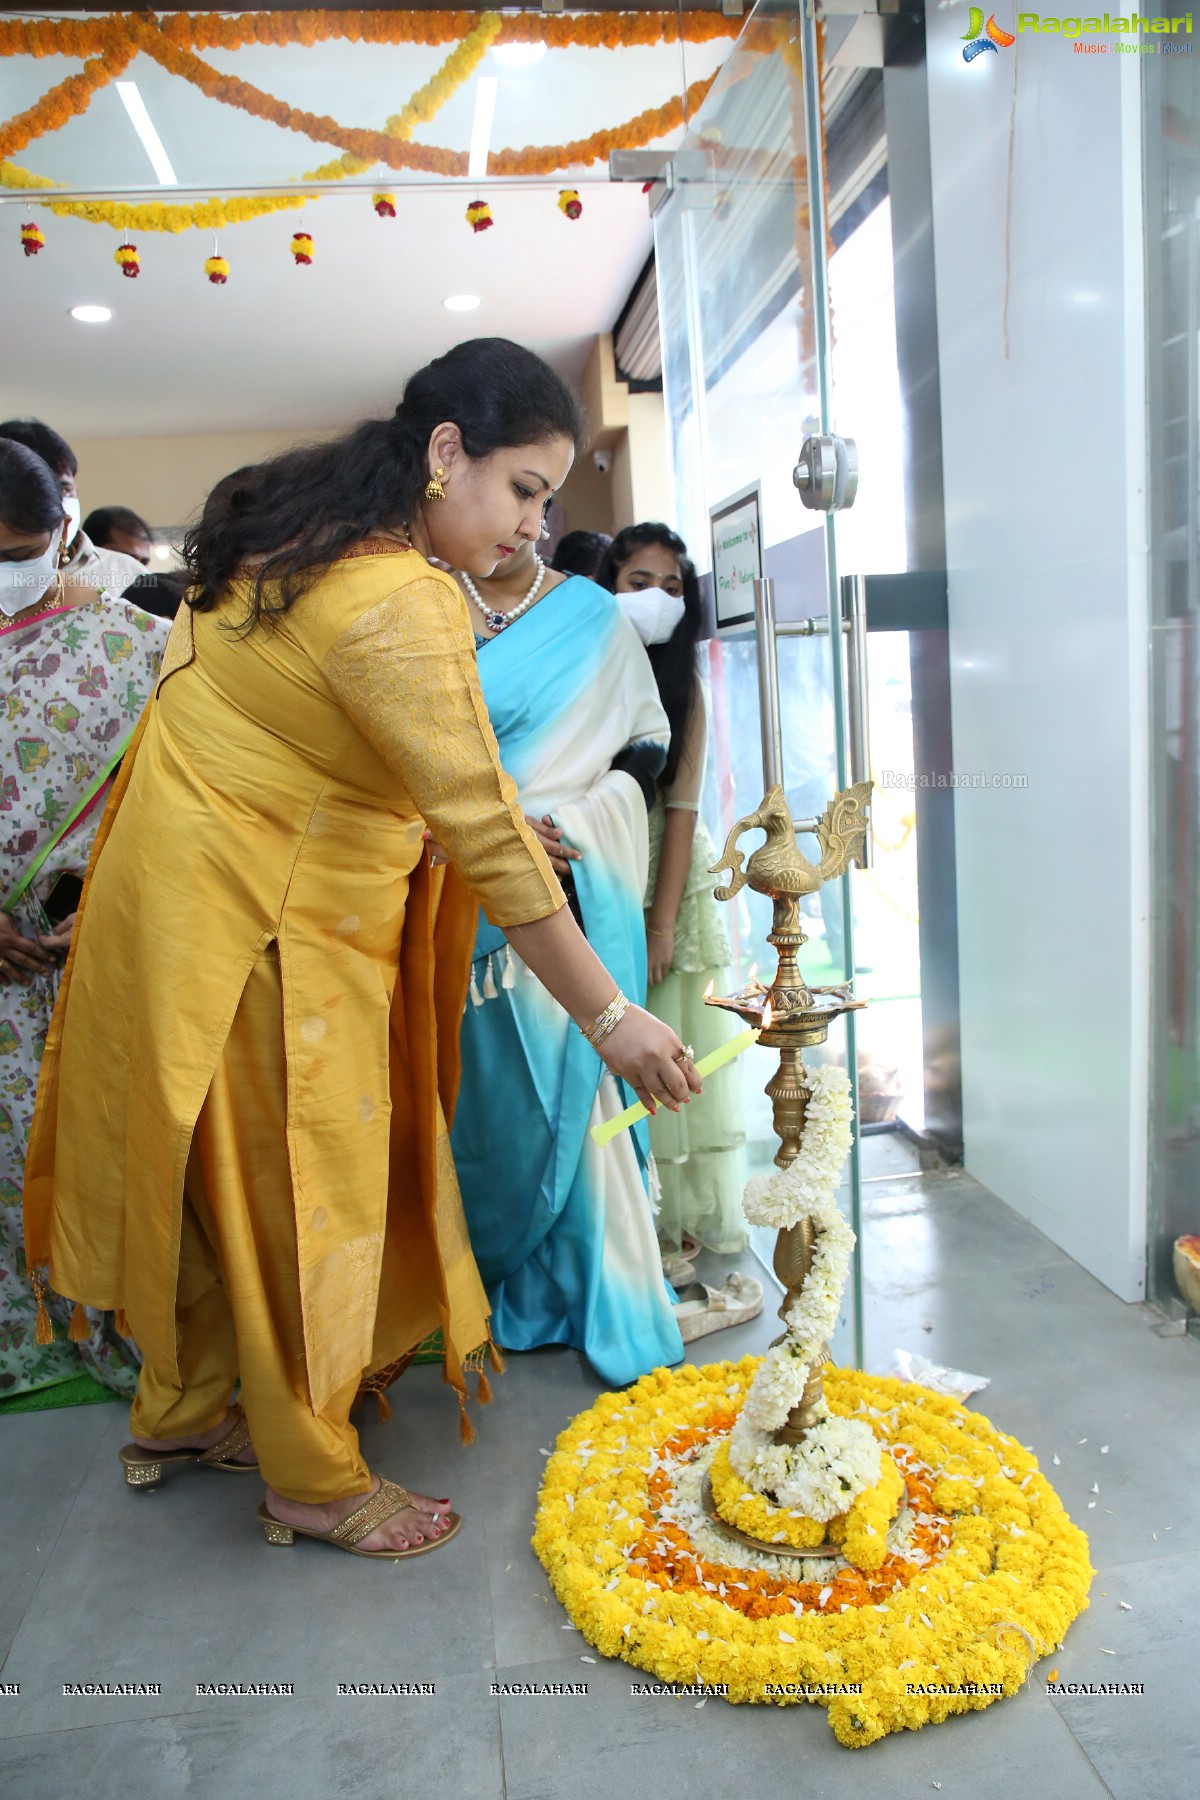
xmin=962 ymin=9 xmax=1018 ymax=58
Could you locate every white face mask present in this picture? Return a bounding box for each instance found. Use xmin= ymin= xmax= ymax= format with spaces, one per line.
xmin=0 ymin=525 xmax=64 ymax=618
xmin=61 ymin=496 xmax=81 ymax=540
xmin=617 ymin=586 xmax=686 ymax=647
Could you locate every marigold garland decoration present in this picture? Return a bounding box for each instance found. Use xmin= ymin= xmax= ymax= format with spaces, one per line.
xmin=0 ymin=43 xmax=134 ymax=162
xmin=0 ymin=162 xmax=310 ymax=234
xmin=204 ymin=253 xmax=229 ymax=285
xmin=302 ymin=12 xmax=501 ymax=183
xmin=114 ymin=240 xmax=139 ymax=278
xmin=290 ymin=230 xmax=314 ymax=264
xmin=0 ymin=12 xmax=739 ymax=62
xmin=20 ymin=220 xmax=43 ymax=255
xmin=373 ymin=192 xmax=396 ymax=218
xmin=557 ymin=188 xmax=582 ymax=221
xmin=533 ymin=1359 xmax=1093 ymax=1747
xmin=0 ymin=10 xmax=731 ymax=231
xmin=465 ymin=198 xmax=492 ymax=234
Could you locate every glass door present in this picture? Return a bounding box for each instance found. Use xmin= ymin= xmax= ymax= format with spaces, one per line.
xmin=653 ymin=0 xmax=867 ymax=1365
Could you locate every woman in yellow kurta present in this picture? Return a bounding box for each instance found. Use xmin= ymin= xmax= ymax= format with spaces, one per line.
xmin=23 ymin=339 xmax=699 ymax=1561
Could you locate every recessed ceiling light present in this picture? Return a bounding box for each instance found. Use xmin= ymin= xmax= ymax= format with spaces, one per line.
xmin=70 ymin=304 xmax=112 ymax=323
xmin=152 ymin=543 xmax=173 ymax=561
xmin=444 ymin=294 xmax=481 ymax=312
xmin=493 ymin=44 xmax=547 ymax=67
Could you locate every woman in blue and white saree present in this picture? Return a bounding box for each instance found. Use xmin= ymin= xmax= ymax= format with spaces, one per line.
xmin=450 ymin=545 xmax=684 ymax=1386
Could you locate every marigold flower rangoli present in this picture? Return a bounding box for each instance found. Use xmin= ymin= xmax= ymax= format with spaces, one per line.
xmin=533 ymin=1358 xmax=1094 ymax=1747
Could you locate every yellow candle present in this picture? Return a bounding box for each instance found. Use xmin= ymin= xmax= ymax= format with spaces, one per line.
xmin=589 ymin=1027 xmax=761 ymax=1148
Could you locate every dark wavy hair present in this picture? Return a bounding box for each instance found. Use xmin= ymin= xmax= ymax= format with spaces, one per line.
xmin=552 ymin=528 xmax=611 ymax=579
xmin=597 ymin=521 xmax=702 ymax=788
xmin=84 ymin=504 xmax=151 ymax=547
xmin=184 ymin=338 xmax=587 ymax=627
xmin=0 ymin=439 xmax=68 ymax=536
xmin=0 ymin=418 xmax=77 ymax=481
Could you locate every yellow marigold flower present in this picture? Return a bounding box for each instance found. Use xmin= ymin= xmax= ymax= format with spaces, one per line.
xmin=533 ymin=1359 xmax=1094 ymax=1746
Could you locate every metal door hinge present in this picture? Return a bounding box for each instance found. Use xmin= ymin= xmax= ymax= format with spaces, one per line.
xmin=793 ymin=435 xmax=860 ymax=512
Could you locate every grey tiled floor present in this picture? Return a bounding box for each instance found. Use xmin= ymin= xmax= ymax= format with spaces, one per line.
xmin=1 ymin=1136 xmax=1195 ymax=1799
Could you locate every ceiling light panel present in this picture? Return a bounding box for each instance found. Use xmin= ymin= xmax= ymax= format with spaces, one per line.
xmin=115 ymin=81 xmax=178 ymax=186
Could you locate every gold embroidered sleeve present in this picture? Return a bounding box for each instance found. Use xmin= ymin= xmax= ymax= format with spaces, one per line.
xmin=323 ymin=579 xmax=564 ymax=928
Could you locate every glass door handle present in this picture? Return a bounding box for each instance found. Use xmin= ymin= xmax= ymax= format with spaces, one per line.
xmin=776 ymin=617 xmax=851 ymax=637
xmin=751 ymin=579 xmax=850 ymax=845
xmin=793 ymin=434 xmax=860 ymax=512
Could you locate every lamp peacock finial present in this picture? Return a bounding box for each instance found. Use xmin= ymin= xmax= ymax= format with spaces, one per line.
xmin=709 ymin=781 xmax=872 ymax=900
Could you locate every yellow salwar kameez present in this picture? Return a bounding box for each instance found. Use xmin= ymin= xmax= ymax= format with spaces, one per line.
xmin=23 ymin=542 xmax=562 ymax=1501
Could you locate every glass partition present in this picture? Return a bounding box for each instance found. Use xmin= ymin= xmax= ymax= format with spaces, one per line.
xmin=1147 ymin=40 xmax=1200 ymax=1318
xmin=654 ymin=0 xmax=865 ymax=1364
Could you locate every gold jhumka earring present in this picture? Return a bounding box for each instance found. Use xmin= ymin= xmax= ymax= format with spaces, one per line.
xmin=424 ymin=466 xmax=447 ymax=501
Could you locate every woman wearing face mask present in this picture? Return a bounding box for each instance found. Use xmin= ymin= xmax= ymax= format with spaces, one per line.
xmin=445 ymin=534 xmax=685 ymax=1386
xmin=597 ymin=524 xmax=749 ymax=1288
xmin=24 ymin=339 xmax=700 ymax=1563
xmin=0 ymin=420 xmax=147 ymax=597
xmin=0 ymin=440 xmax=170 ymax=1400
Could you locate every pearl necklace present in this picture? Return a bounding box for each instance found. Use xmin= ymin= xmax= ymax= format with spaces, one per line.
xmin=460 ymin=555 xmax=546 ymax=634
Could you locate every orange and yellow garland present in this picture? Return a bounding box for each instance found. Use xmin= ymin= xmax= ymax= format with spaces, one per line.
xmin=0 ymin=11 xmax=738 ymax=61
xmin=0 ymin=9 xmax=735 ymax=232
xmin=302 ymin=12 xmax=503 ymax=183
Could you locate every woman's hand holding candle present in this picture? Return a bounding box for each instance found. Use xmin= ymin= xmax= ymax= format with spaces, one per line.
xmin=591 ymin=1026 xmax=759 ymax=1147
xmin=597 ymin=1005 xmax=703 ymax=1116
xmin=503 ymin=907 xmax=698 ymax=1115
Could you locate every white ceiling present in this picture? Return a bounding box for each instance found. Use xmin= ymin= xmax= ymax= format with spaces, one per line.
xmin=0 ymin=29 xmax=731 ymax=437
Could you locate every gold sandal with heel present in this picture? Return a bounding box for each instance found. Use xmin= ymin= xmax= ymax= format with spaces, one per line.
xmin=257 ymin=1476 xmax=461 ymax=1559
xmin=119 ymin=1409 xmax=258 ymax=1488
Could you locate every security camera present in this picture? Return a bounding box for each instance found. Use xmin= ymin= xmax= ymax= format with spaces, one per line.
xmin=592 ymin=448 xmax=613 ymax=475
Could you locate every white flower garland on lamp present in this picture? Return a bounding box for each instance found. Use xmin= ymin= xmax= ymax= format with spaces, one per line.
xmin=729 ymin=1064 xmax=882 ymax=1522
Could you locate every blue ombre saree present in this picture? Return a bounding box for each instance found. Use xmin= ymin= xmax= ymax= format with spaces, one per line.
xmin=450 ymin=575 xmax=684 ymax=1386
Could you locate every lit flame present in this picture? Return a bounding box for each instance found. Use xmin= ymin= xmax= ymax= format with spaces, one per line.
xmin=762 ymin=998 xmax=773 ymax=1030
xmin=703 ymin=978 xmax=714 ymax=1001
xmin=748 ymin=963 xmax=758 ymax=984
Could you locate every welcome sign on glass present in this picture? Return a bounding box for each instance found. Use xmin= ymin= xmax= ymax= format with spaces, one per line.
xmin=709 ymin=483 xmax=763 ymax=633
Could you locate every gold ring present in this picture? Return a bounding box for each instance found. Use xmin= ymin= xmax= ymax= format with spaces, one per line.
xmin=673 ymin=1045 xmax=695 ymax=1064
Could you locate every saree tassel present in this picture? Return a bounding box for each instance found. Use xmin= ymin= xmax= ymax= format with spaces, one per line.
xmin=487 ymin=1329 xmax=507 ymax=1375
xmin=476 ymin=1367 xmax=494 ymax=1405
xmin=502 ymin=946 xmax=516 ymax=990
xmin=374 ymin=1388 xmax=392 ymax=1423
xmin=469 ymin=967 xmax=484 ymax=1008
xmin=31 ymin=1268 xmax=54 ymax=1345
xmin=483 ymin=955 xmax=498 ymax=1000
xmin=456 ymin=1388 xmax=476 ymax=1445
xmin=68 ymin=1301 xmax=91 ymax=1342
xmin=114 ymin=1308 xmax=133 ymax=1338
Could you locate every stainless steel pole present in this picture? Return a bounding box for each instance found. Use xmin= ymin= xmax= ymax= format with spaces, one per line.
xmin=753 ymin=576 xmax=784 ymax=790
xmin=799 ymin=0 xmax=864 ymax=1371
xmin=843 ymin=574 xmax=873 ymax=868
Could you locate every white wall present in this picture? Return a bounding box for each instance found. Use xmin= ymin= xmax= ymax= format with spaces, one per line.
xmin=926 ymin=15 xmax=1149 ymax=1299
xmin=612 ymin=391 xmax=672 ymax=531
xmin=72 ymin=427 xmax=343 ymax=534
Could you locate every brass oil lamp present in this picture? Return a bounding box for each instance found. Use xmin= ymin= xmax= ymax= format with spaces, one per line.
xmin=704 ymin=780 xmax=871 ymax=1450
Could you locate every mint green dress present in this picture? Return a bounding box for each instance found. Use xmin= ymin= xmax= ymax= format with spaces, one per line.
xmin=644 ymin=681 xmax=748 ymax=1255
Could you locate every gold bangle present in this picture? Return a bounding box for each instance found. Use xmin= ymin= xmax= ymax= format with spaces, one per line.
xmin=582 ymin=990 xmax=629 ymax=1048
xmin=646 ymin=924 xmax=673 ymax=938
